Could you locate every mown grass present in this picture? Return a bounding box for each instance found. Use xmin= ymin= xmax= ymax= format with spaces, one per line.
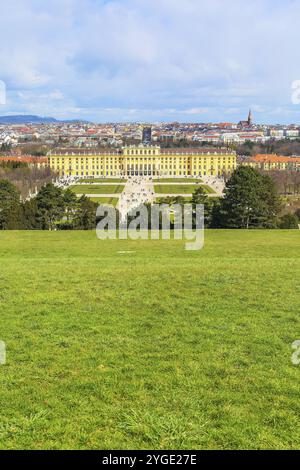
xmin=153 ymin=178 xmax=203 ymax=183
xmin=0 ymin=230 xmax=300 ymax=450
xmin=154 ymin=184 xmax=215 ymax=194
xmin=78 ymin=179 xmax=127 ymax=184
xmin=71 ymin=184 xmax=125 ymax=195
xmin=156 ymin=197 xmax=192 ymax=204
xmin=89 ymin=197 xmax=119 ymax=206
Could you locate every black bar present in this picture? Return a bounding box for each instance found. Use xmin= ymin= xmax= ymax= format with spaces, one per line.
xmin=0 ymin=450 xmax=295 ymax=466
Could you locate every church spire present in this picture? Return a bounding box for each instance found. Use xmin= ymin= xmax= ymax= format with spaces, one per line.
xmin=248 ymin=109 xmax=253 ymax=126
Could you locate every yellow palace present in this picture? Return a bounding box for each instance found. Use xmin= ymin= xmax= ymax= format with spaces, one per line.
xmin=49 ymin=145 xmax=236 ymax=178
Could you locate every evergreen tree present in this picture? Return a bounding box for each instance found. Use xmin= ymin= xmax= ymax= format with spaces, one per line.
xmin=192 ymin=186 xmax=208 ymax=206
xmin=21 ymin=199 xmax=41 ymax=230
xmin=279 ymin=213 xmax=299 ymax=229
xmin=74 ymin=196 xmax=98 ymax=230
xmin=217 ymin=167 xmax=281 ymax=229
xmin=64 ymin=188 xmax=79 ymax=222
xmin=192 ymin=186 xmax=213 ymax=226
xmin=36 ymin=183 xmax=65 ymax=230
xmin=0 ymin=180 xmax=22 ymax=229
xmin=209 ymin=200 xmax=223 ymax=228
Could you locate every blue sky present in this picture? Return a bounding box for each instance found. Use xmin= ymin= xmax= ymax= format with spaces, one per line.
xmin=0 ymin=0 xmax=300 ymax=123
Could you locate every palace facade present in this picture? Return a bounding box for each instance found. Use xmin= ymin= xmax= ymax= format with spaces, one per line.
xmin=49 ymin=145 xmax=237 ymax=178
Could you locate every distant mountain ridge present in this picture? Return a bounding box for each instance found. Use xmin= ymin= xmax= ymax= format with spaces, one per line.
xmin=0 ymin=115 xmax=89 ymax=124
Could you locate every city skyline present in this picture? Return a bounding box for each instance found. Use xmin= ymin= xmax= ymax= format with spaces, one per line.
xmin=1 ymin=0 xmax=300 ymax=124
xmin=1 ymin=108 xmax=300 ymax=127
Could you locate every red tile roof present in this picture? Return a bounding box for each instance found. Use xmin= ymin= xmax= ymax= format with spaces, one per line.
xmin=0 ymin=156 xmax=48 ymax=164
xmin=250 ymin=154 xmax=300 ymax=163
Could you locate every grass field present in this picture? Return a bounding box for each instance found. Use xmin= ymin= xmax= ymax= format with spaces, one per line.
xmin=71 ymin=184 xmax=125 ymax=195
xmin=154 ymin=184 xmax=215 ymax=194
xmin=153 ymin=178 xmax=203 ymax=183
xmin=0 ymin=230 xmax=300 ymax=450
xmin=156 ymin=197 xmax=192 ymax=204
xmin=79 ymin=179 xmax=127 ymax=184
xmin=89 ymin=197 xmax=119 ymax=206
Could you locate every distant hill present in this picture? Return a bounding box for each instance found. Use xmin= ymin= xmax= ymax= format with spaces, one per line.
xmin=0 ymin=115 xmax=89 ymax=124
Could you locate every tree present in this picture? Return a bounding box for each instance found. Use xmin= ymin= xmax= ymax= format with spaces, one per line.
xmin=257 ymin=174 xmax=282 ymax=228
xmin=209 ymin=199 xmax=223 ymax=228
xmin=0 ymin=180 xmax=22 ymax=229
xmin=279 ymin=213 xmax=299 ymax=229
xmin=0 ymin=143 xmax=12 ymax=153
xmin=158 ymin=196 xmax=183 ymax=205
xmin=172 ymin=196 xmax=185 ymax=205
xmin=192 ymin=186 xmax=208 ymax=206
xmin=192 ymin=186 xmax=214 ymax=226
xmin=74 ymin=196 xmax=98 ymax=230
xmin=64 ymin=189 xmax=79 ymax=222
xmin=36 ymin=183 xmax=65 ymax=230
xmin=216 ymin=166 xmax=281 ymax=229
xmin=21 ymin=199 xmax=41 ymax=230
xmin=295 ymin=208 xmax=300 ymax=220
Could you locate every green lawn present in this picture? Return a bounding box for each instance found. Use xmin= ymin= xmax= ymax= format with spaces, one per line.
xmin=89 ymin=197 xmax=119 ymax=206
xmin=156 ymin=197 xmax=192 ymax=204
xmin=153 ymin=178 xmax=203 ymax=183
xmin=79 ymin=179 xmax=127 ymax=184
xmin=0 ymin=230 xmax=300 ymax=450
xmin=154 ymin=184 xmax=215 ymax=194
xmin=71 ymin=184 xmax=125 ymax=195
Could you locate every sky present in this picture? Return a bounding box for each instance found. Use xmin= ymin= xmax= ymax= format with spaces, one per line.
xmin=0 ymin=0 xmax=300 ymax=124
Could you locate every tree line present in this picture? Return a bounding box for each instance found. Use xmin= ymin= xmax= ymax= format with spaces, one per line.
xmin=265 ymin=170 xmax=300 ymax=195
xmin=0 ymin=166 xmax=299 ymax=231
xmin=235 ymin=139 xmax=300 ymax=157
xmin=0 ymin=161 xmax=56 ymax=201
xmin=0 ymin=181 xmax=98 ymax=230
xmin=159 ymin=166 xmax=299 ymax=229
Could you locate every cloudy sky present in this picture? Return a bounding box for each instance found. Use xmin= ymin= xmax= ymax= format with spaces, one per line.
xmin=0 ymin=0 xmax=300 ymax=123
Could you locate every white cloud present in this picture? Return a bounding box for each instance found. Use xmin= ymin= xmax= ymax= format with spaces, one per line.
xmin=0 ymin=0 xmax=300 ymax=122
xmin=182 ymin=108 xmax=209 ymax=115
